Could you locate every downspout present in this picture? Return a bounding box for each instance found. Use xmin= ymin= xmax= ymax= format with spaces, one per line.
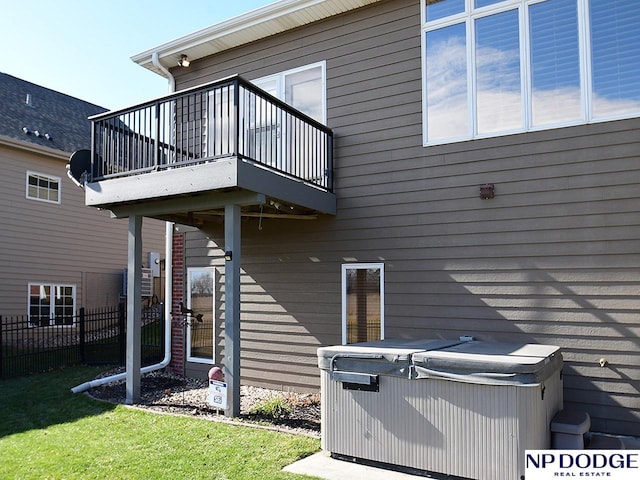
xmin=72 ymin=53 xmax=176 ymax=394
xmin=151 ymin=51 xmax=176 ymax=378
xmin=152 ymin=51 xmax=176 ymax=93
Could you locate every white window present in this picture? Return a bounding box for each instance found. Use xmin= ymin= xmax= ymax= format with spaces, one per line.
xmin=186 ymin=267 xmax=215 ymax=364
xmin=28 ymin=283 xmax=76 ymax=327
xmin=341 ymin=263 xmax=385 ymax=345
xmin=205 ymin=83 xmax=234 ymax=159
xmin=252 ymin=61 xmax=327 ymax=123
xmin=421 ymin=0 xmax=640 ymax=145
xmin=246 ymin=62 xmax=328 ymax=181
xmin=204 ymin=62 xmax=326 ymax=162
xmin=26 ymin=171 xmax=60 ymax=203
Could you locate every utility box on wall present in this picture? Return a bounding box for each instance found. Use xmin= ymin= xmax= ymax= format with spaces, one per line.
xmin=148 ymin=252 xmax=161 ymax=278
xmin=122 ymin=268 xmax=154 ymax=297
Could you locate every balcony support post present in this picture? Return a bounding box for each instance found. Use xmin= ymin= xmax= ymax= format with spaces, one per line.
xmin=224 ymin=203 xmax=241 ymax=417
xmin=125 ymin=214 xmax=143 ymax=404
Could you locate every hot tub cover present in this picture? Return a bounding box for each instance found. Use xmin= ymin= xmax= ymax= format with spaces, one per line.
xmin=317 ymin=338 xmax=460 ymax=379
xmin=412 ymin=341 xmax=562 ymax=386
xmin=318 ymin=339 xmax=562 ymax=386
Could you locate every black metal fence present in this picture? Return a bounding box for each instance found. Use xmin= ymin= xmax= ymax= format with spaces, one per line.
xmin=0 ymin=303 xmax=164 ymax=379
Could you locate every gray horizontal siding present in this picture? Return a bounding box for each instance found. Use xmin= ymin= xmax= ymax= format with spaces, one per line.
xmin=1 ymin=145 xmax=166 ymax=314
xmin=183 ymin=225 xmax=340 ymax=391
xmin=173 ymin=0 xmax=640 ymax=436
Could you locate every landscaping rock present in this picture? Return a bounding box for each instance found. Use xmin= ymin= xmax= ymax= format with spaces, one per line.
xmin=87 ymin=369 xmax=320 ymax=437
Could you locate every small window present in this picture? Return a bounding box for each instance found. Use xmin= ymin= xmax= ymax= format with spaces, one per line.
xmin=28 ymin=283 xmax=76 ymax=327
xmin=26 ymin=171 xmax=61 ymax=204
xmin=342 ymin=263 xmax=384 ymax=344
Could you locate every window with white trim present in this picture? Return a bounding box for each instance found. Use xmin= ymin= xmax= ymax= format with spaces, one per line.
xmin=205 ymin=62 xmax=327 ymax=167
xmin=28 ymin=283 xmax=76 ymax=327
xmin=421 ymin=0 xmax=640 ymax=145
xmin=246 ymin=62 xmax=328 ymax=180
xmin=341 ymin=264 xmax=384 ymax=345
xmin=26 ymin=171 xmax=61 ymax=203
xmin=252 ymin=61 xmax=327 ymax=123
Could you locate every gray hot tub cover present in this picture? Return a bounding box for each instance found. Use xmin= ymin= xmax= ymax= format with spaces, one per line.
xmin=318 ymin=339 xmax=562 ymax=387
xmin=412 ymin=341 xmax=563 ymax=386
xmin=317 ymin=339 xmax=461 ymax=379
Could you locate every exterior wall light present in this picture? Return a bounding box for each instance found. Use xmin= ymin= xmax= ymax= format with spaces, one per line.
xmin=179 ymin=54 xmax=191 ymax=67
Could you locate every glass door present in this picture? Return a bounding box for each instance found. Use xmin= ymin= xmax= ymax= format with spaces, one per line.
xmin=249 ymin=63 xmax=326 ymax=178
xmin=186 ymin=267 xmax=215 ymax=363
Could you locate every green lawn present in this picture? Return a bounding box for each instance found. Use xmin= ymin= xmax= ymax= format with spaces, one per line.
xmin=0 ymin=367 xmax=320 ymax=480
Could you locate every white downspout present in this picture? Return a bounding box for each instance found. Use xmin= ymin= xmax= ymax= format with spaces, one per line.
xmin=152 ymin=51 xmax=176 ymax=93
xmin=72 ymin=53 xmax=176 ymax=394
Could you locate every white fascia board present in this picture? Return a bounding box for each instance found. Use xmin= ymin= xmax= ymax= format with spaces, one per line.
xmin=0 ymin=134 xmax=70 ymax=161
xmin=131 ymin=0 xmax=382 ymax=78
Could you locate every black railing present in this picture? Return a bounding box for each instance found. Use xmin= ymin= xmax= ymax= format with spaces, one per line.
xmin=90 ymin=75 xmax=333 ymax=191
xmin=0 ymin=304 xmax=164 ymax=379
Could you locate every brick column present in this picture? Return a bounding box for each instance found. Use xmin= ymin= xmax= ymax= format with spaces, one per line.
xmin=170 ymin=232 xmax=185 ymax=375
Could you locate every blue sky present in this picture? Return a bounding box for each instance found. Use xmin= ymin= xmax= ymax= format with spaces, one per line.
xmin=0 ymin=0 xmax=273 ymax=110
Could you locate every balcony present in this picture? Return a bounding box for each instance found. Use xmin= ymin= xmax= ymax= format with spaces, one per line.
xmin=84 ymin=75 xmax=335 ymax=222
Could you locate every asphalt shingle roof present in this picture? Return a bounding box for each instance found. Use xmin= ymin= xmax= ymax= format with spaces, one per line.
xmin=0 ymin=72 xmax=108 ymax=155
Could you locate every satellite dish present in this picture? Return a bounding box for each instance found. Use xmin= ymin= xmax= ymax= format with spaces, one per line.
xmin=67 ymin=149 xmax=91 ymax=188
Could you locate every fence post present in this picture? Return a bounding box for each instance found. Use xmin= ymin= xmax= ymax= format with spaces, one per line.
xmin=118 ymin=303 xmax=126 ymax=366
xmin=78 ymin=308 xmax=85 ymax=364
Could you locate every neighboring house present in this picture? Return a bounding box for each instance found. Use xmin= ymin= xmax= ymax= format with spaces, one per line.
xmin=0 ymin=72 xmax=166 ymax=323
xmin=82 ymin=0 xmax=639 ymax=436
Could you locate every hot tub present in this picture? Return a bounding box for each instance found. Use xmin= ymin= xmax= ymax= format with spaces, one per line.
xmin=318 ymin=339 xmax=563 ymax=480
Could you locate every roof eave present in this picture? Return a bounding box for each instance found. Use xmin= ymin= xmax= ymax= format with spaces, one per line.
xmin=0 ymin=134 xmax=71 ymax=160
xmin=131 ymin=0 xmax=382 ymax=78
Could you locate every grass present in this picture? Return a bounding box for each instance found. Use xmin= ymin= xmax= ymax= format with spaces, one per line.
xmin=250 ymin=397 xmax=293 ymax=419
xmin=0 ymin=366 xmax=321 ymax=479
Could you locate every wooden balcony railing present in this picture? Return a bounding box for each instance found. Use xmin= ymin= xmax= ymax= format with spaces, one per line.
xmin=89 ymin=75 xmax=333 ymax=192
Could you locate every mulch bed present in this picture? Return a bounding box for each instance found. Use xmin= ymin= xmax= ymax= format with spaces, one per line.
xmin=86 ymin=369 xmax=321 ymax=437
